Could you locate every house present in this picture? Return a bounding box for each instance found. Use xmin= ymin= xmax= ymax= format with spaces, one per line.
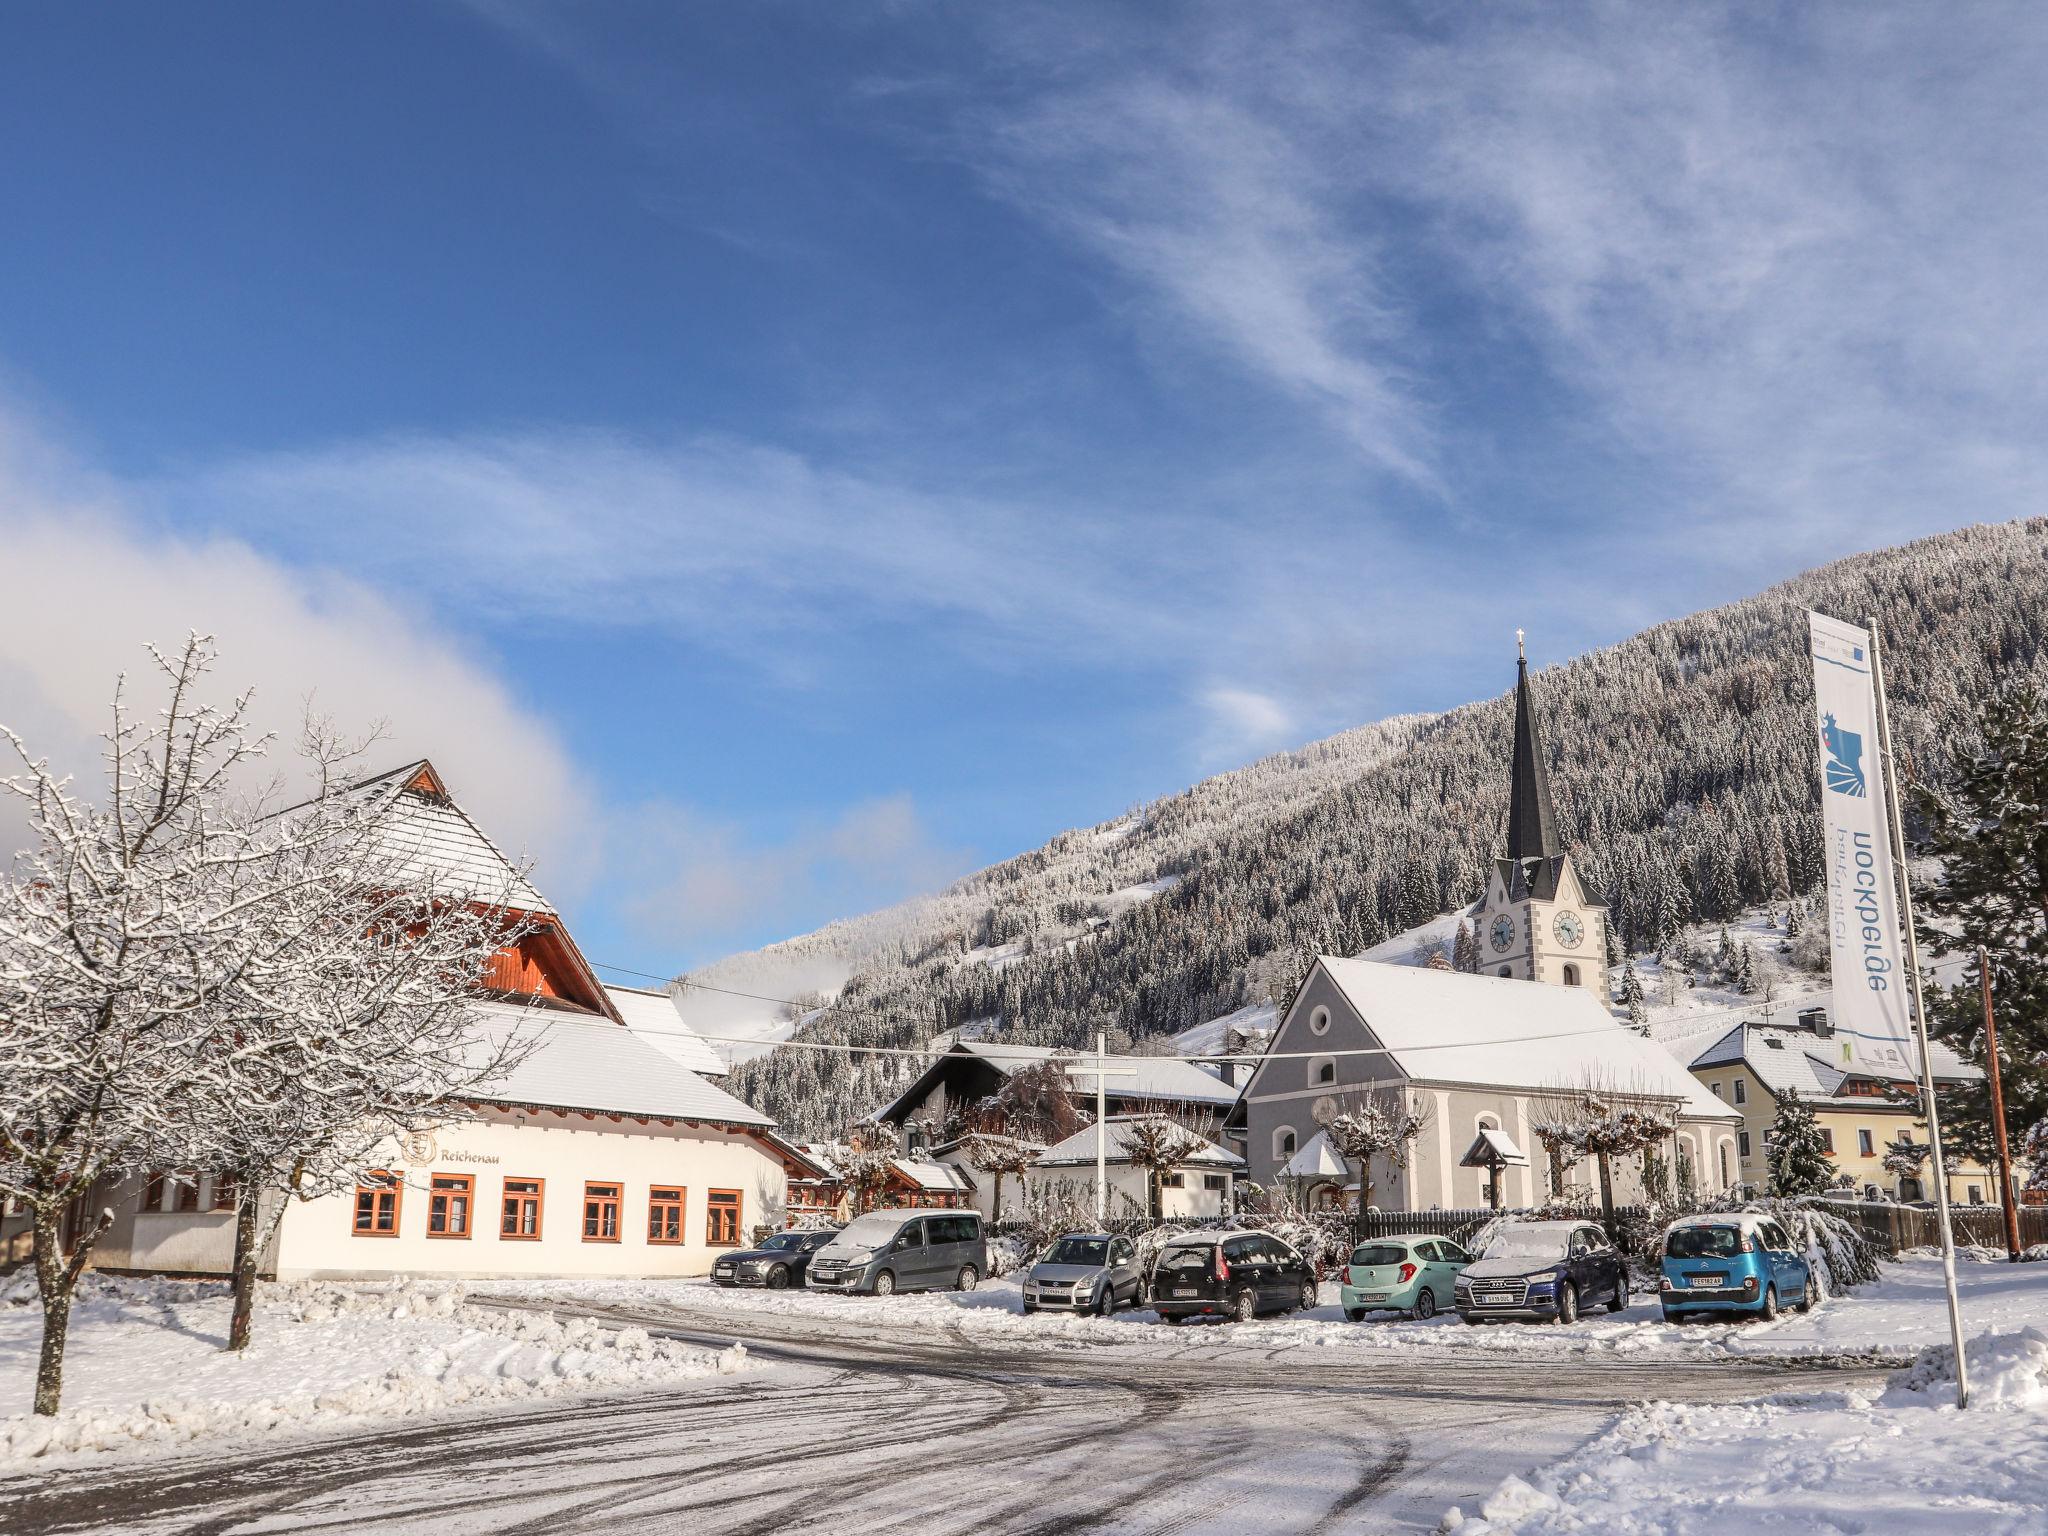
xmin=1022 ymin=1116 xmax=1244 ymax=1219
xmin=78 ymin=759 xmax=809 ymax=1280
xmin=1687 ymin=1014 xmax=2002 ymax=1203
xmin=1231 ymin=957 xmax=1742 ymax=1210
xmin=872 ymin=1039 xmax=1241 ymax=1218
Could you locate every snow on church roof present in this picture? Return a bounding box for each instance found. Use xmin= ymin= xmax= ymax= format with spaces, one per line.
xmin=1036 ymin=1115 xmax=1245 ymax=1169
xmin=604 ymin=983 xmax=729 ymax=1078
xmin=1281 ymin=1129 xmax=1348 ymax=1179
xmin=1314 ymin=958 xmax=1738 ymax=1121
xmin=465 ymin=1000 xmax=772 ymax=1126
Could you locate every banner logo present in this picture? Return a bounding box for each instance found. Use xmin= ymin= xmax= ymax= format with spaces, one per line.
xmin=1820 ymin=713 xmax=1867 ymax=797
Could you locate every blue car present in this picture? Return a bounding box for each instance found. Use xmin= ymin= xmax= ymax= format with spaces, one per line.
xmin=1659 ymin=1213 xmax=1818 ymax=1322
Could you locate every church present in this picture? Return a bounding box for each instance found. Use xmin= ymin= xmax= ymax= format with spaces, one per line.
xmin=1226 ymin=645 xmax=1740 ymax=1211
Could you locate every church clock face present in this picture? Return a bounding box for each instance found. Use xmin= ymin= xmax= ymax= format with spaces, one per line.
xmin=1553 ymin=911 xmax=1585 ymax=949
xmin=1490 ymin=914 xmax=1516 ymax=952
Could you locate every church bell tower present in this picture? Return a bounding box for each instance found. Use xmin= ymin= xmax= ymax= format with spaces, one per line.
xmin=1473 ymin=634 xmax=1607 ymax=992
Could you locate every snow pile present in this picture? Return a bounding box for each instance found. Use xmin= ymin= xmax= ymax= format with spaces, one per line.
xmin=1441 ymin=1332 xmax=2048 ymax=1533
xmin=1885 ymin=1326 xmax=2048 ymax=1409
xmin=0 ymin=1277 xmax=748 ymax=1464
xmin=1897 ymin=1242 xmax=2008 ymax=1263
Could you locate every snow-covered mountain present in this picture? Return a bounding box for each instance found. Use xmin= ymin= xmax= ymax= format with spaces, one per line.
xmin=707 ymin=520 xmax=2048 ymax=1137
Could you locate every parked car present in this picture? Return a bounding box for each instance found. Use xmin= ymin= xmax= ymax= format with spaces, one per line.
xmin=1341 ymin=1234 xmax=1471 ymax=1321
xmin=805 ymin=1208 xmax=986 ymax=1296
xmin=1453 ymin=1219 xmax=1628 ymax=1324
xmin=1021 ymin=1232 xmax=1146 ymax=1316
xmin=710 ymin=1228 xmax=840 ymax=1290
xmin=1150 ymin=1230 xmax=1318 ymax=1324
xmin=1659 ymin=1213 xmax=1817 ymax=1322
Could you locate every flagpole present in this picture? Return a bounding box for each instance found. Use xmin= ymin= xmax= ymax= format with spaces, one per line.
xmin=1867 ymin=616 xmax=1970 ymax=1408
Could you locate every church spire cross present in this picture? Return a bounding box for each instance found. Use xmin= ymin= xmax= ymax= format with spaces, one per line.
xmin=1506 ymin=639 xmax=1563 ymax=864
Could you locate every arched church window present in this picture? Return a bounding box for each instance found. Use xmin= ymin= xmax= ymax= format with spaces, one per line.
xmin=1562 ymin=963 xmax=1579 ymax=987
xmin=1311 ymin=1056 xmax=1336 ymax=1085
xmin=1274 ymin=1127 xmax=1297 ymax=1161
xmin=1497 ymin=966 xmax=1511 ymax=979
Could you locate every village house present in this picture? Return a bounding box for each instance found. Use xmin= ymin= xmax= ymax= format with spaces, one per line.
xmin=872 ymin=1039 xmax=1241 ymax=1219
xmin=1022 ymin=1116 xmax=1243 ymax=1219
xmin=1686 ymin=1011 xmax=2004 ymax=1204
xmin=75 ymin=760 xmax=813 ymax=1281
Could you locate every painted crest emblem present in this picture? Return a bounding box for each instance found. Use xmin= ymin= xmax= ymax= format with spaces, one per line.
xmin=399 ymin=1131 xmax=438 ymax=1167
xmin=1820 ymin=713 xmax=1866 ymax=797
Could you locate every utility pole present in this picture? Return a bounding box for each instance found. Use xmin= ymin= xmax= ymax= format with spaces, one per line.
xmin=1869 ymin=618 xmax=1970 ymax=1408
xmin=1978 ymin=947 xmax=2024 ymax=1263
xmin=1064 ymin=1033 xmax=1135 ymax=1225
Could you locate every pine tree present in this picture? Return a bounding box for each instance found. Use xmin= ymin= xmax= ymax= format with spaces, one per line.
xmin=1619 ymin=960 xmax=1649 ymax=1033
xmin=1736 ymin=943 xmax=1757 ymax=994
xmin=1764 ymin=1090 xmax=1833 ymax=1196
xmin=1912 ymin=679 xmax=2048 ymax=1193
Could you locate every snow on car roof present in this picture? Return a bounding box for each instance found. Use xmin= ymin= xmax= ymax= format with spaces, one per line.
xmin=1667 ymin=1211 xmax=1772 ymax=1230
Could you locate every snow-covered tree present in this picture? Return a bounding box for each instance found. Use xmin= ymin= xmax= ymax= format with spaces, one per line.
xmin=988 ymin=1057 xmax=1085 ymax=1144
xmin=1618 ymin=960 xmax=1649 ymax=1033
xmin=0 ymin=641 xmax=541 ymax=1409
xmin=839 ymin=1123 xmax=897 ymax=1214
xmin=956 ymin=1132 xmax=1035 ymax=1221
xmin=1881 ymin=1134 xmax=1932 ymax=1193
xmin=1534 ymin=1079 xmax=1676 ymax=1220
xmin=1119 ymin=1105 xmax=1214 ymax=1219
xmin=0 ymin=640 xmax=269 ymax=1415
xmin=1452 ymin=919 xmax=1478 ymax=973
xmin=1315 ymin=1085 xmax=1428 ymax=1211
xmin=1764 ymin=1090 xmax=1833 ymax=1197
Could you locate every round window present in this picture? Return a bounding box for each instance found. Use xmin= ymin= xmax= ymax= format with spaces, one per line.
xmin=1309 ymin=1006 xmax=1331 ymax=1037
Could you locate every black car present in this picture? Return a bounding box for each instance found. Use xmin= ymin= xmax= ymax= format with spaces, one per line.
xmin=1150 ymin=1231 xmax=1318 ymax=1324
xmin=1454 ymin=1219 xmax=1629 ymax=1324
xmin=711 ymin=1228 xmax=840 ymax=1289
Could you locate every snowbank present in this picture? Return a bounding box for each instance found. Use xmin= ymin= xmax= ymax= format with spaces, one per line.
xmin=0 ymin=1275 xmax=748 ymax=1465
xmin=1441 ymin=1329 xmax=2048 ymax=1534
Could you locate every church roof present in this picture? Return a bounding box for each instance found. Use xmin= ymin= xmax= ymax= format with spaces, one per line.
xmin=1505 ymin=648 xmax=1564 ymax=868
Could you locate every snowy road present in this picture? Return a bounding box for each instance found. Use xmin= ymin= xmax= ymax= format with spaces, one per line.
xmin=1 ymin=1293 xmax=1888 ymax=1536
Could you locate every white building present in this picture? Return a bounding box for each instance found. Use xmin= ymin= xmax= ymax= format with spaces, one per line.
xmin=79 ymin=759 xmax=815 ymax=1281
xmin=1022 ymin=1116 xmax=1243 ymax=1220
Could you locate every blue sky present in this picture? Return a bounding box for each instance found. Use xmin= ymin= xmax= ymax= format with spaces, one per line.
xmin=2 ymin=3 xmax=2044 ymax=976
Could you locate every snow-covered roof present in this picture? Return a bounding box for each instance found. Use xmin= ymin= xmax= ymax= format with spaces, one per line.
xmin=1687 ymin=1020 xmax=1979 ymax=1104
xmin=464 ymin=1001 xmax=773 ymax=1126
xmin=891 ymin=1158 xmax=974 ymax=1192
xmin=1281 ymin=1128 xmax=1350 ymax=1179
xmin=1035 ymin=1115 xmax=1245 ymax=1170
xmin=950 ymin=1041 xmax=1239 ymax=1106
xmin=1461 ymin=1127 xmax=1529 ymax=1168
xmin=603 ymin=983 xmax=729 ymax=1078
xmin=1311 ymin=959 xmax=1740 ymax=1121
xmin=362 ymin=763 xmax=553 ymax=914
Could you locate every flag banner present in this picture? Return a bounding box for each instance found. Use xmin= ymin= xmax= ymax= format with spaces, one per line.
xmin=1808 ymin=611 xmax=1915 ymax=1072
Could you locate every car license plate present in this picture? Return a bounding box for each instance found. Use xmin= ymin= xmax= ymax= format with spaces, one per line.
xmin=1172 ymin=1288 xmax=1197 ymax=1298
xmin=1357 ymin=1292 xmax=1391 ymax=1303
xmin=1477 ymin=1292 xmax=1510 ymax=1305
xmin=1688 ymin=1277 xmax=1725 ymax=1289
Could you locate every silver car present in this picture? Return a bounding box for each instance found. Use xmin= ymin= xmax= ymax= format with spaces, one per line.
xmin=1021 ymin=1232 xmax=1145 ymax=1316
xmin=806 ymin=1209 xmax=986 ymax=1296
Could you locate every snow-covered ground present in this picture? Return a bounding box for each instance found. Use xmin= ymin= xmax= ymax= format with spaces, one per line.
xmin=0 ymin=1274 xmax=748 ymax=1465
xmin=482 ymin=1254 xmax=2046 ymax=1366
xmin=1445 ymin=1327 xmax=2048 ymax=1534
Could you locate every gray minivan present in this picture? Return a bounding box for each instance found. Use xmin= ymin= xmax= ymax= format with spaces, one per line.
xmin=805 ymin=1208 xmax=987 ymax=1296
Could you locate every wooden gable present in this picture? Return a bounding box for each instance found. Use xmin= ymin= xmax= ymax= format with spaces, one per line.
xmin=483 ymin=920 xmax=615 ymax=1017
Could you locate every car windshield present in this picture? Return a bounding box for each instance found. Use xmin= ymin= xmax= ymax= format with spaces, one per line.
xmin=834 ymin=1213 xmax=907 ymax=1247
xmin=1481 ymin=1229 xmax=1571 ymax=1262
xmin=802 ymin=1231 xmax=838 ymax=1249
xmin=1666 ymin=1226 xmax=1743 ymax=1260
xmin=1350 ymin=1245 xmax=1407 ymax=1267
xmin=757 ymin=1233 xmax=803 ymax=1251
xmin=1045 ymin=1238 xmax=1110 ymax=1266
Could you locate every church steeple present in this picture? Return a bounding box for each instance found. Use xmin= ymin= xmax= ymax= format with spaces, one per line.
xmin=1505 ymin=633 xmax=1562 ymax=864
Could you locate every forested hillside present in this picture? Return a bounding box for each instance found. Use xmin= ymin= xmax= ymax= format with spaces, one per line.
xmin=716 ymin=521 xmax=2048 ymax=1138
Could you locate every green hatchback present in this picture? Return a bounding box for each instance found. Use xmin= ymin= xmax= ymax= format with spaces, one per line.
xmin=1341 ymin=1235 xmax=1472 ymax=1321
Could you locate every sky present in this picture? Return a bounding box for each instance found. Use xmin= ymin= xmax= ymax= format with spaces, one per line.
xmin=2 ymin=2 xmax=2045 ymax=976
